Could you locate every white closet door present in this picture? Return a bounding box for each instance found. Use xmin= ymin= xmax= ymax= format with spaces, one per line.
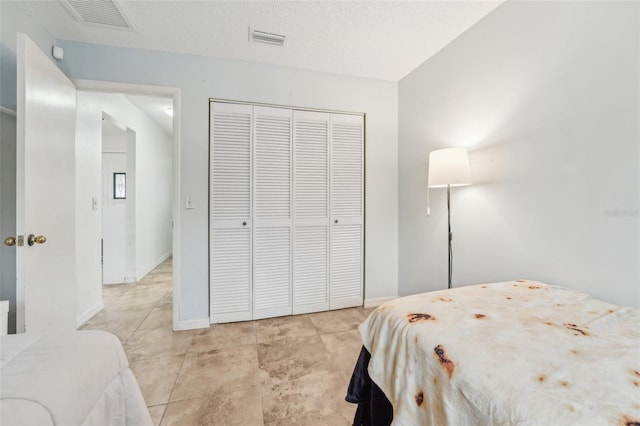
xmin=210 ymin=102 xmax=253 ymax=323
xmin=253 ymin=106 xmax=293 ymax=319
xmin=330 ymin=113 xmax=364 ymax=309
xmin=292 ymin=110 xmax=330 ymax=314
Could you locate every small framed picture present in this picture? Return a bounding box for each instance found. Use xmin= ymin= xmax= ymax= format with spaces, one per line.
xmin=113 ymin=173 xmax=126 ymax=199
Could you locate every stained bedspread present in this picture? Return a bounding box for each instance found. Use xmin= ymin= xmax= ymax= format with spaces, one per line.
xmin=359 ymin=280 xmax=640 ymax=426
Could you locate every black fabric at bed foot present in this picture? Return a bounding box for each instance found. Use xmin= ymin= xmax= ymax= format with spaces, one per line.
xmin=345 ymin=346 xmax=393 ymax=426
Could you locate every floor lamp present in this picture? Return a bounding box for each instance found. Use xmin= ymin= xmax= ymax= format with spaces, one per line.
xmin=427 ymin=148 xmax=472 ymax=289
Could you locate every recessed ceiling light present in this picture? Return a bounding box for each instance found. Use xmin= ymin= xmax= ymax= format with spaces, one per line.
xmin=164 ymin=107 xmax=173 ymax=117
xmin=249 ymin=27 xmax=285 ymax=46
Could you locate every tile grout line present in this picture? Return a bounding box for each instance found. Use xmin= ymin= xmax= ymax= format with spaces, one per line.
xmin=162 ymin=349 xmax=188 ymax=424
xmin=254 ymin=339 xmax=266 ymax=426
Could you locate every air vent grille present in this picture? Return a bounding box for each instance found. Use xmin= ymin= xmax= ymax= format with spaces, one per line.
xmin=249 ymin=28 xmax=286 ymax=46
xmin=60 ymin=0 xmax=136 ymax=30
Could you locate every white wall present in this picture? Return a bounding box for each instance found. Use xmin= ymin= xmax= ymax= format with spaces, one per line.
xmin=0 ymin=110 xmax=17 ymax=333
xmin=75 ymin=93 xmax=104 ymax=324
xmin=398 ymin=1 xmax=639 ymax=307
xmin=76 ymin=91 xmax=173 ymax=324
xmin=101 ymin=123 xmax=128 ymax=284
xmin=101 ymin=158 xmax=127 ymax=284
xmin=59 ymin=43 xmax=400 ymax=325
xmin=0 ymin=2 xmax=58 ymax=111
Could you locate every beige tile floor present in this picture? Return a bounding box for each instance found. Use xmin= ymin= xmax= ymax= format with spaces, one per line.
xmin=82 ymin=257 xmax=373 ymax=425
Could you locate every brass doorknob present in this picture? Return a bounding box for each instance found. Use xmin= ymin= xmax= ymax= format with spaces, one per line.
xmin=27 ymin=234 xmax=47 ymax=246
xmin=4 ymin=237 xmax=16 ymax=247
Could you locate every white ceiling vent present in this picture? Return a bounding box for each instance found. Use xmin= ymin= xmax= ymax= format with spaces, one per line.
xmin=249 ymin=28 xmax=285 ymax=46
xmin=60 ymin=0 xmax=136 ymax=31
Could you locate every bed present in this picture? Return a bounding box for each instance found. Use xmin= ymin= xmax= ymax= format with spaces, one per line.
xmin=1 ymin=330 xmax=152 ymax=426
xmin=348 ymin=280 xmax=640 ymax=426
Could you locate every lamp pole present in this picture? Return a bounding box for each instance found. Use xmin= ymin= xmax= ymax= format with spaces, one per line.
xmin=447 ymin=184 xmax=452 ymax=289
xmin=427 ymin=147 xmax=471 ymax=290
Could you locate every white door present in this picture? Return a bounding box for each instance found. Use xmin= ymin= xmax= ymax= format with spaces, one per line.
xmin=15 ymin=33 xmax=77 ymax=334
xmin=252 ymin=106 xmax=293 ymax=319
xmin=329 ymin=113 xmax=364 ymax=309
xmin=292 ymin=110 xmax=330 ymax=314
xmin=209 ymin=102 xmax=253 ymax=323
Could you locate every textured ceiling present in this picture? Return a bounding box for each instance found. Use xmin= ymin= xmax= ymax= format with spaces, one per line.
xmin=14 ymin=0 xmax=503 ymax=81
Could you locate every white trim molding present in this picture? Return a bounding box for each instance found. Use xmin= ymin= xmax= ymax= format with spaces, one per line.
xmin=364 ymin=296 xmax=397 ymax=309
xmin=72 ymin=79 xmax=187 ymax=330
xmin=173 ymin=317 xmax=209 ymax=331
xmin=137 ymin=250 xmax=173 ymax=282
xmin=76 ymin=300 xmax=104 ymax=328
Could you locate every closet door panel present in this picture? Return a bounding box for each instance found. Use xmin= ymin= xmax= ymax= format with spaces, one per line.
xmin=330 ymin=114 xmax=364 ymax=309
xmin=210 ymin=228 xmax=252 ymax=320
xmin=253 ymin=106 xmax=293 ymax=319
xmin=294 ymin=113 xmax=329 ymax=219
xmin=254 ymin=108 xmax=291 ymax=220
xmin=330 ymin=223 xmax=363 ymax=309
xmin=293 ymin=226 xmax=328 ymax=314
xmin=211 ymin=107 xmax=252 ymax=221
xmin=331 ymin=118 xmax=363 ymax=218
xmin=210 ymin=102 xmax=253 ymax=323
xmin=210 ymin=102 xmax=364 ymax=322
xmin=253 ymin=227 xmax=291 ymax=319
xmin=292 ymin=111 xmax=330 ymax=313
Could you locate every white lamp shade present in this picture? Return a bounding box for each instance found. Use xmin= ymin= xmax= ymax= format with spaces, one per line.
xmin=428 ymin=148 xmax=472 ymax=188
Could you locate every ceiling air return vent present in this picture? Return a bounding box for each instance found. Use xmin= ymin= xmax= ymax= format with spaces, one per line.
xmin=60 ymin=0 xmax=136 ymax=31
xmin=249 ymin=28 xmax=285 ymax=46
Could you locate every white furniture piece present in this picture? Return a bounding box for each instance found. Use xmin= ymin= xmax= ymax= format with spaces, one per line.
xmin=0 ymin=330 xmax=152 ymax=425
xmin=209 ymin=101 xmax=364 ymax=323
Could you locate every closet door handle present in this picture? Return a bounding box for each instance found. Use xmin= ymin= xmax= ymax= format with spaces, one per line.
xmin=242 ymin=221 xmax=247 ymax=226
xmin=334 ymin=219 xmax=338 ymax=224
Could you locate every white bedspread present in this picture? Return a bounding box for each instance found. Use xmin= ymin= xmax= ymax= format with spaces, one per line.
xmin=1 ymin=330 xmax=152 ymax=426
xmin=360 ymin=280 xmax=640 ymax=426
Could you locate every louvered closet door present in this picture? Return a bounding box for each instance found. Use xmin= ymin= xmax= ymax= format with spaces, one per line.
xmin=330 ymin=113 xmax=364 ymax=309
xmin=210 ymin=102 xmax=253 ymax=323
xmin=292 ymin=110 xmax=331 ymax=314
xmin=253 ymin=106 xmax=293 ymax=320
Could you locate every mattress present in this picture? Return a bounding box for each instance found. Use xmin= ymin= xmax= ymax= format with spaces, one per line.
xmin=1 ymin=330 xmax=152 ymax=426
xmin=359 ymin=280 xmax=640 ymax=426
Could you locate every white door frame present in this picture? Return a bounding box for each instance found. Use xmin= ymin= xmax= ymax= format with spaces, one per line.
xmin=73 ymin=79 xmax=183 ymax=331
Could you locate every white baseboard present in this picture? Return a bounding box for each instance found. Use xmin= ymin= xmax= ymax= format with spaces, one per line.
xmin=364 ymin=296 xmax=397 ymax=309
xmin=173 ymin=317 xmax=209 ymax=331
xmin=76 ymin=300 xmax=104 ymax=328
xmin=171 ymin=295 xmax=395 ymax=330
xmin=138 ymin=251 xmax=173 ymax=282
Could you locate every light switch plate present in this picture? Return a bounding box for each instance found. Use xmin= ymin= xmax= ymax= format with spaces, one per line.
xmin=91 ymin=197 xmax=98 ymax=211
xmin=185 ymin=195 xmax=194 ymax=209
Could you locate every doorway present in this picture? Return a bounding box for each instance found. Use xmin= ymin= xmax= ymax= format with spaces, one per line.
xmin=3 ymin=34 xmax=181 ymax=334
xmin=75 ymin=83 xmax=180 ymax=332
xmin=101 ymin=115 xmax=136 ymax=285
xmin=74 ymin=89 xmax=175 ymax=328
